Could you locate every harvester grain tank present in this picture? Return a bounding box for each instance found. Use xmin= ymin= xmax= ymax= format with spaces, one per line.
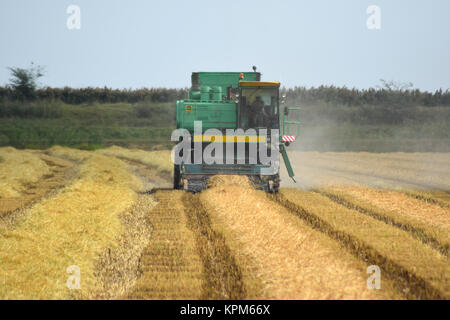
xmin=173 ymin=70 xmax=300 ymax=192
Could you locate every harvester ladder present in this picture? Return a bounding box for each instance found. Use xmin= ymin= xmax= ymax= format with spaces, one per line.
xmin=282 ymin=107 xmax=301 ymax=137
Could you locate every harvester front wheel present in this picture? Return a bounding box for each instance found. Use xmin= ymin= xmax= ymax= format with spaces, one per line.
xmin=173 ymin=164 xmax=181 ymax=189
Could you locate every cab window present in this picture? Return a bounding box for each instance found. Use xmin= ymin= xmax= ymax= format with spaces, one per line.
xmin=240 ymin=87 xmax=279 ymax=129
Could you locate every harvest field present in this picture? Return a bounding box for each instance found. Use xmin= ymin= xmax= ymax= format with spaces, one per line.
xmin=0 ymin=147 xmax=449 ymax=299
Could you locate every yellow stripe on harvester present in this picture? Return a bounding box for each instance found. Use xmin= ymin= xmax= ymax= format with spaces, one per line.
xmin=239 ymin=81 xmax=280 ymax=87
xmin=193 ymin=136 xmax=267 ymax=143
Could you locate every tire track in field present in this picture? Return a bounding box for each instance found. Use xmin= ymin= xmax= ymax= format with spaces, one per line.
xmin=315 ymin=189 xmax=449 ymax=257
xmin=119 ymin=160 xmax=245 ymax=299
xmin=102 ymin=158 xmax=202 ymax=300
xmin=269 ymin=191 xmax=448 ymax=300
xmin=91 ymin=158 xmax=164 ymax=299
xmin=182 ymin=192 xmax=247 ymax=299
xmin=124 ymin=190 xmax=204 ymax=299
xmin=92 ymin=192 xmax=155 ymax=299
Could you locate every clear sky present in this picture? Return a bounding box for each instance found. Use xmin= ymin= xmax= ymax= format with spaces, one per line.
xmin=0 ymin=0 xmax=449 ymax=91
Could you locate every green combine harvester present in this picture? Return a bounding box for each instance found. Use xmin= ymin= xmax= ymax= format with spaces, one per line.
xmin=173 ymin=69 xmax=300 ymax=193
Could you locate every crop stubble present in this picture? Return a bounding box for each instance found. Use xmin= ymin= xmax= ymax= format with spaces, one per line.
xmin=274 ymin=189 xmax=449 ymax=299
xmin=1 ymin=148 xmax=448 ymax=300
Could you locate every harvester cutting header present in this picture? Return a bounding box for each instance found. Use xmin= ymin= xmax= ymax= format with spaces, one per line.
xmin=173 ymin=69 xmax=300 ymax=193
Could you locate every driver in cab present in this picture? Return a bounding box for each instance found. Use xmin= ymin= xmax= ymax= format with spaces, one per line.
xmin=249 ymin=96 xmax=272 ymax=128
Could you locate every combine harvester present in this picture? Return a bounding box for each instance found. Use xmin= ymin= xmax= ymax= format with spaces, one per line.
xmin=173 ymin=69 xmax=300 ymax=193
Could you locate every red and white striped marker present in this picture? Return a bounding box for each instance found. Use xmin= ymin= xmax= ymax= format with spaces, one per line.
xmin=282 ymin=136 xmax=296 ymax=142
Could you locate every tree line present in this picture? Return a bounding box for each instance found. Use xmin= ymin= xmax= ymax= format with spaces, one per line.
xmin=283 ymin=85 xmax=450 ymax=107
xmin=1 ymin=85 xmax=449 ymax=107
xmin=1 ymin=64 xmax=449 ymax=106
xmin=0 ymin=86 xmax=188 ymax=104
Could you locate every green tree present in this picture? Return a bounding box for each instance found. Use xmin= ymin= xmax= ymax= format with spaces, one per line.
xmin=7 ymin=62 xmax=45 ymax=100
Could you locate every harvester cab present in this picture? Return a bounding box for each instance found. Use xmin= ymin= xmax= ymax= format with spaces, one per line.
xmin=173 ymin=70 xmax=299 ymax=192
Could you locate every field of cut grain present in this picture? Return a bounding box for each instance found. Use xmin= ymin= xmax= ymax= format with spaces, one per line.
xmin=0 ymin=147 xmax=51 ymax=198
xmin=0 ymin=148 xmax=449 ymax=300
xmin=201 ymin=176 xmax=398 ymax=299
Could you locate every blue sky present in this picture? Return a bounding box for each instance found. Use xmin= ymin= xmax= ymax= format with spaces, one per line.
xmin=0 ymin=0 xmax=449 ymax=90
